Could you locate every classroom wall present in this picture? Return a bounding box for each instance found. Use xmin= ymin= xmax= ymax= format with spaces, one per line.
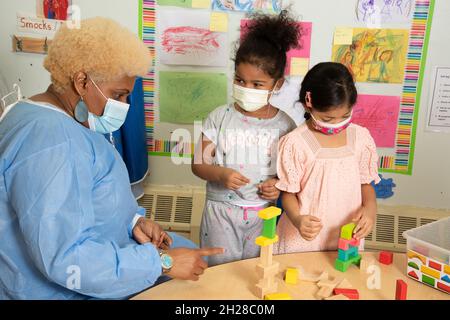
xmin=0 ymin=1 xmax=449 ymax=210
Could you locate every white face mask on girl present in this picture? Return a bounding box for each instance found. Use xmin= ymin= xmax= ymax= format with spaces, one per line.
xmin=232 ymin=82 xmax=278 ymax=112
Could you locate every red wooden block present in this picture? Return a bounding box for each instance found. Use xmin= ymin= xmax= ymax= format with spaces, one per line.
xmin=437 ymin=281 xmax=450 ymax=294
xmin=428 ymin=260 xmax=442 ymax=271
xmin=338 ymin=237 xmax=360 ymax=251
xmin=379 ymin=251 xmax=393 ymax=265
xmin=395 ymin=279 xmax=407 ymax=300
xmin=333 ymin=288 xmax=359 ymax=300
xmin=408 ymin=270 xmax=418 ymax=279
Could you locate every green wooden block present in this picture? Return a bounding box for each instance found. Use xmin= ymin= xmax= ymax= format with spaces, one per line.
xmin=422 ymin=274 xmax=435 ymax=287
xmin=340 ymin=223 xmax=356 ymax=240
xmin=335 ymin=254 xmax=361 ymax=272
xmin=335 ymin=259 xmax=351 ymax=272
xmin=262 ymin=217 xmax=277 ymax=239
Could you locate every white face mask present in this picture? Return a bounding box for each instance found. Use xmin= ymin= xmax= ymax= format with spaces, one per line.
xmin=232 ymin=83 xmax=277 ymax=112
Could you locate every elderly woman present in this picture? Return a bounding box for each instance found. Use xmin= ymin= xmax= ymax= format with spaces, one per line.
xmin=0 ymin=17 xmax=222 ymax=299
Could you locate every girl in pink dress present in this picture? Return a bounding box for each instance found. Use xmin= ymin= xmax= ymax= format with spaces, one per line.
xmin=274 ymin=62 xmax=381 ymax=254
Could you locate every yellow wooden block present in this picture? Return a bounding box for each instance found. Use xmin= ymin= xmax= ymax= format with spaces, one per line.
xmin=284 ymin=268 xmax=298 ymax=285
xmin=264 ymin=292 xmax=292 ymax=300
xmin=258 ymin=206 xmax=282 ymax=220
xmin=445 ymin=264 xmax=450 ymax=275
xmin=255 ymin=235 xmax=279 ymax=247
xmin=421 ymin=265 xmax=441 ymax=279
xmin=407 ymin=250 xmax=427 ymax=264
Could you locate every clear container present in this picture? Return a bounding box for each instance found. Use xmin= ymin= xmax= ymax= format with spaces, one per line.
xmin=402 ymin=217 xmax=450 ymax=294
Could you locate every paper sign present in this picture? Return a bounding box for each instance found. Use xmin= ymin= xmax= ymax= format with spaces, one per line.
xmin=352 ymin=94 xmax=400 ymax=148
xmin=426 ymin=66 xmax=450 ymax=133
xmin=159 ymin=71 xmax=228 ymax=124
xmin=209 ymin=12 xmax=228 ymax=32
xmin=334 ymin=27 xmax=353 ymax=45
xmin=290 ymin=58 xmax=309 ymax=76
xmin=192 ymin=0 xmax=210 ymax=8
xmin=17 ymin=12 xmax=65 ymax=37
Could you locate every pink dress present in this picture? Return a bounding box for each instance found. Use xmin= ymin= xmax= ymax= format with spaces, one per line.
xmin=274 ymin=123 xmax=381 ymax=254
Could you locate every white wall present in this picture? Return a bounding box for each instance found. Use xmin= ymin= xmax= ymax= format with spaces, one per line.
xmin=1 ymin=0 xmax=449 ymax=209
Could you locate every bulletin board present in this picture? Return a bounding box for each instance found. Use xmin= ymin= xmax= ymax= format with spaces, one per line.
xmin=1 ymin=0 xmax=448 ymax=208
xmin=138 ymin=0 xmax=435 ymax=176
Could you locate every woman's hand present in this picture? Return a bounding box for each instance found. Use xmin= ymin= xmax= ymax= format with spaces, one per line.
xmin=292 ymin=214 xmax=323 ymax=241
xmin=257 ymin=178 xmax=280 ymax=201
xmin=133 ymin=218 xmax=173 ymax=249
xmin=166 ymin=247 xmax=225 ymax=281
xmin=218 ymin=168 xmax=250 ymax=190
xmin=352 ymin=206 xmax=375 ymax=240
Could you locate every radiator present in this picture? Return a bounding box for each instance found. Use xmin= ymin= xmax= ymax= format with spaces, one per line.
xmin=138 ymin=184 xmax=449 ymax=251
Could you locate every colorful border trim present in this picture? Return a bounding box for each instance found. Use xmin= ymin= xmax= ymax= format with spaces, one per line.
xmin=379 ymin=0 xmax=435 ymax=175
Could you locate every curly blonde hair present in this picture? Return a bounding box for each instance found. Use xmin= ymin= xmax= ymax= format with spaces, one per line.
xmin=44 ymin=17 xmax=152 ymax=92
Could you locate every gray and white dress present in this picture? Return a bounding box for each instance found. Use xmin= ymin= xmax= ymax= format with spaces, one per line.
xmin=200 ymin=104 xmax=296 ymax=266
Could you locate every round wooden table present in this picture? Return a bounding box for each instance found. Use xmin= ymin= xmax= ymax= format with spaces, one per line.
xmin=132 ymin=251 xmax=449 ymax=300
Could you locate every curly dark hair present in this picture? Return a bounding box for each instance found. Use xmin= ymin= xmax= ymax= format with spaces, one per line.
xmin=234 ymin=9 xmax=301 ymax=80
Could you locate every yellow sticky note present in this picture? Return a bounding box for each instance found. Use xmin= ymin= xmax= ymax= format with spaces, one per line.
xmin=334 ymin=27 xmax=353 ymax=45
xmin=192 ymin=0 xmax=210 ymax=8
xmin=290 ymin=58 xmax=309 ymax=76
xmin=210 ymin=12 xmax=228 ymax=32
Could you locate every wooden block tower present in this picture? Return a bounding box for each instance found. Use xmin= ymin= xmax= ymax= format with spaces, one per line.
xmin=335 ymin=223 xmax=362 ymax=272
xmin=254 ymin=206 xmax=282 ymax=299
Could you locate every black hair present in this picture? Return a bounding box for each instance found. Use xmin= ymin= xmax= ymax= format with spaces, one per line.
xmin=234 ymin=9 xmax=301 ymax=81
xmin=299 ymin=62 xmax=357 ymax=119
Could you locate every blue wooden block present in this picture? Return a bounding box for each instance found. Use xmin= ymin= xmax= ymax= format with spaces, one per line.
xmin=338 ymin=246 xmax=359 ymax=261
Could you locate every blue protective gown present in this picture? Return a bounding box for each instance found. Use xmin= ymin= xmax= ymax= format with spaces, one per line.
xmin=0 ymin=101 xmax=194 ymax=299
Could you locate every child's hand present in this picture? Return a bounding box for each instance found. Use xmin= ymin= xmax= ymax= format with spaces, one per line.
xmin=292 ymin=215 xmax=323 ymax=241
xmin=219 ymin=168 xmax=250 ymax=190
xmin=257 ymin=178 xmax=280 ymax=201
xmin=352 ymin=206 xmax=375 ymax=240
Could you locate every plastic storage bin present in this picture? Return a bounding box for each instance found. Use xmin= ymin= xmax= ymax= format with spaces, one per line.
xmin=402 ymin=217 xmax=450 ymax=294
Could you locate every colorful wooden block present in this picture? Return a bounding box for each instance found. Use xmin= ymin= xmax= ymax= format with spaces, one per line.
xmin=379 ymin=251 xmax=393 ymax=265
xmin=262 ymin=217 xmax=277 ymax=239
xmin=255 ymin=235 xmax=278 ymax=247
xmin=338 ymin=237 xmax=360 ymax=250
xmin=333 ymin=288 xmax=359 ymax=300
xmin=340 ymin=223 xmax=356 ymax=240
xmin=395 ymin=279 xmax=407 ymax=300
xmin=421 ymin=265 xmax=441 ymax=279
xmin=437 ymin=281 xmax=450 ymax=294
xmin=256 ymin=262 xmax=279 ymax=279
xmin=428 ymin=260 xmax=442 ymax=271
xmin=258 ymin=207 xmax=282 ymax=220
xmin=264 ymin=292 xmax=292 ymax=300
xmin=338 ymin=246 xmax=358 ymax=261
xmin=335 ymin=254 xmax=361 ymax=272
xmin=422 ymin=274 xmax=435 ymax=287
xmin=284 ymin=268 xmax=298 ymax=285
